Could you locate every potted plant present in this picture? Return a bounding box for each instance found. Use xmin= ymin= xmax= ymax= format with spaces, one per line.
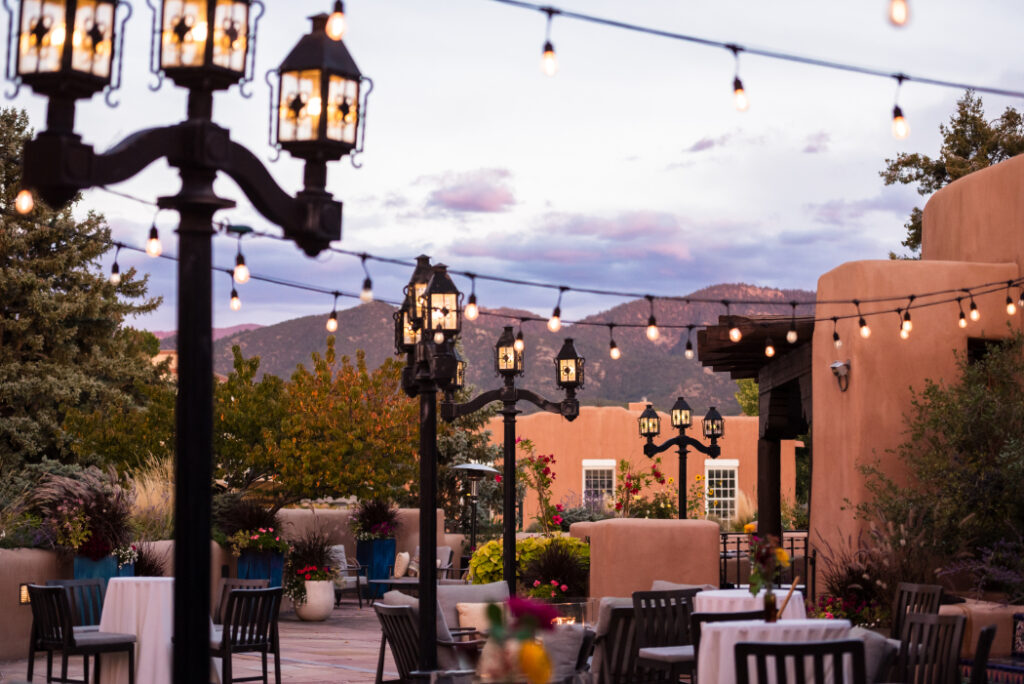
xmin=351 ymin=500 xmax=399 ymax=598
xmin=228 ymin=526 xmax=289 ymax=588
xmin=283 ymin=527 xmax=339 ymax=622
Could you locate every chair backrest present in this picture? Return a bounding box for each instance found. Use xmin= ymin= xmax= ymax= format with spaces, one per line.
xmin=221 ymin=587 xmax=281 ymax=649
xmin=891 ymin=581 xmax=943 ymax=639
xmin=969 ymin=624 xmax=997 ymax=684
xmin=592 ymin=606 xmax=638 ymax=684
xmin=735 ymin=639 xmax=867 ymax=684
xmin=631 ymin=588 xmax=698 ymax=649
xmin=893 ymin=612 xmax=965 ymax=684
xmin=214 ymin=578 xmax=271 ymax=624
xmin=414 ymin=545 xmax=454 ymax=568
xmin=690 ymin=610 xmax=765 ymax=661
xmin=374 ymin=603 xmax=420 ymax=681
xmin=27 ymin=585 xmax=75 ymax=649
xmin=46 ymin=578 xmax=105 ymax=627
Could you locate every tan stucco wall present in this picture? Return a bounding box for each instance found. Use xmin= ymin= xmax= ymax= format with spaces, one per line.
xmin=0 ymin=549 xmax=71 ymax=660
xmin=812 ymin=259 xmax=1019 ymax=551
xmin=485 ymin=404 xmax=797 ymax=525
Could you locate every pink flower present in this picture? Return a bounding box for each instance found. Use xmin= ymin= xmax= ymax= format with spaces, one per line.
xmin=258 ymin=528 xmax=266 ymax=533
xmin=515 ymin=437 xmax=522 ymax=444
xmin=561 ymin=584 xmax=568 ymax=592
xmin=533 ymin=580 xmax=541 ymax=587
xmin=268 ymin=527 xmax=274 ymax=532
xmin=275 ymin=537 xmax=280 ymax=541
xmin=551 ymin=515 xmax=563 ymax=525
xmin=551 ymin=591 xmax=556 ymax=597
xmin=550 ymin=579 xmax=558 ymax=586
xmin=555 ymin=504 xmax=564 ymax=512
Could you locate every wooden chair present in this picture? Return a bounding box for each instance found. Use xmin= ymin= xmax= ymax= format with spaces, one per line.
xmin=210 ymin=587 xmax=282 ymax=684
xmin=968 ymin=624 xmax=997 ymax=684
xmin=26 ymin=584 xmax=136 ymax=684
xmin=734 ymin=639 xmax=867 ymax=684
xmin=690 ymin=609 xmax=765 ymax=680
xmin=44 ymin=579 xmax=105 ymax=632
xmin=890 ymin=582 xmax=943 ymax=640
xmin=213 ymin=578 xmax=270 ymax=625
xmin=373 ymin=603 xmax=482 ymax=684
xmin=632 ymin=588 xmax=700 ymax=682
xmin=891 ymin=612 xmax=965 ymax=684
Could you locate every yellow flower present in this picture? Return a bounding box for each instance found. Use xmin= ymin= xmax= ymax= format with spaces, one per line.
xmin=775 ymin=547 xmax=790 ymax=568
xmin=744 ymin=522 xmax=757 ymax=534
xmin=519 ymin=639 xmax=551 ymax=684
xmin=695 ymin=474 xmax=703 ymax=481
xmin=708 ymin=489 xmax=714 ymax=496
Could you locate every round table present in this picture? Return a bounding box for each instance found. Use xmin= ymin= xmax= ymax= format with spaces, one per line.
xmin=98 ymin=577 xmax=174 ymax=684
xmin=694 ymin=588 xmax=806 ymax=620
xmin=696 ymin=618 xmax=852 ymax=684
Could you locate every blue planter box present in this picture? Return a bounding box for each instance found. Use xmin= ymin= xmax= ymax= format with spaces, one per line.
xmin=73 ymin=555 xmax=134 ymax=589
xmin=237 ymin=550 xmax=284 ymax=588
xmin=357 ymin=539 xmax=396 ymax=598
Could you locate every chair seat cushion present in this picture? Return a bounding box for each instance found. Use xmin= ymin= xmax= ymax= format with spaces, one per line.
xmin=75 ymin=631 xmax=137 ymax=646
xmin=637 ymin=645 xmax=695 ymax=663
xmin=73 ymin=625 xmax=100 ymax=633
xmin=540 ymin=623 xmax=587 ymax=683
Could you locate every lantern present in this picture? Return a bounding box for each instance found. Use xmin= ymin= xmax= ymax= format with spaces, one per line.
xmin=553 ymin=338 xmax=584 ymax=391
xmin=670 ymin=397 xmax=692 ymax=430
xmin=157 ymin=0 xmax=252 ymax=90
xmin=638 ymin=404 xmax=660 ymax=439
xmin=495 ymin=326 xmax=524 ymax=377
xmin=394 ymin=255 xmax=432 ymax=355
xmin=275 ymin=12 xmax=365 ymax=161
xmin=451 ymin=346 xmax=467 ymax=392
xmin=421 ymin=264 xmax=461 ymax=345
xmin=702 ymin=406 xmax=725 ymax=440
xmin=14 ymin=0 xmax=121 ymax=99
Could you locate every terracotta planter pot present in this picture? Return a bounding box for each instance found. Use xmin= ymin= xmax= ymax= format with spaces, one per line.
xmin=294 ymin=580 xmax=335 ymax=621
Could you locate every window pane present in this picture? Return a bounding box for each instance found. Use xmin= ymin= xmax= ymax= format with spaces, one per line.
xmin=706 ymin=466 xmax=737 ymax=521
xmin=583 ymin=468 xmax=613 ymax=508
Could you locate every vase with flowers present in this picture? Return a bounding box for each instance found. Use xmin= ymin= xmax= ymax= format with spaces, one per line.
xmin=351 ymin=500 xmax=399 ymax=598
xmin=230 ymin=527 xmax=289 ymax=587
xmin=747 ymin=533 xmax=790 ymax=622
xmin=477 ymin=597 xmax=558 ymax=684
xmin=283 ymin=526 xmax=339 ymax=621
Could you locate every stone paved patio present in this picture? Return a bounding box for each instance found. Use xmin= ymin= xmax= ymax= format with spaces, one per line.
xmin=0 ymin=599 xmax=396 ymax=684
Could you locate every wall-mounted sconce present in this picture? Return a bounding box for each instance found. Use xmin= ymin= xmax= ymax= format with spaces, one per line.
xmin=830 ymin=360 xmax=851 ymax=392
xmin=19 ymin=583 xmax=30 ymax=605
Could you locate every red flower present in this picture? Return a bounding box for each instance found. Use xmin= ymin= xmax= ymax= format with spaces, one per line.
xmin=555 ymin=504 xmax=564 ymax=512
xmin=551 ymin=515 xmax=563 ymax=525
xmin=615 ymin=502 xmax=623 ymax=511
xmin=495 ymin=475 xmax=502 ymax=483
xmin=507 ymin=597 xmax=558 ymax=631
xmin=305 ymin=574 xmax=311 ymax=580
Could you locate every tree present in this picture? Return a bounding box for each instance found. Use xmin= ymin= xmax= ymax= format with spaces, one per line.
xmin=734 ymin=379 xmax=759 ymax=416
xmin=881 ymin=90 xmax=1024 ymax=257
xmin=0 ymin=108 xmax=162 ymax=468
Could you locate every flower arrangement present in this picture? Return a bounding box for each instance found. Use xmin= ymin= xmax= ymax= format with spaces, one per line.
xmin=808 ymin=594 xmax=888 ymax=628
xmin=516 ymin=439 xmax=558 ymax=535
xmin=228 ymin=527 xmax=289 ymax=557
xmin=283 ymin=525 xmax=339 ymax=604
xmin=477 ymin=598 xmax=558 ymax=684
xmin=748 ymin=534 xmax=790 ymax=596
xmin=350 ymin=499 xmax=400 ymax=541
xmin=521 ymin=538 xmax=589 ymax=600
xmin=613 ymin=459 xmax=673 ymax=517
xmin=283 ymin=563 xmax=338 ymax=604
xmin=113 ymin=543 xmax=139 ymax=570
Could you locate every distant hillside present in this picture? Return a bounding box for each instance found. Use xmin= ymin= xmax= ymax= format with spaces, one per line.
xmin=157 ymin=324 xmax=262 ymax=347
xmin=208 ymin=284 xmax=814 ymax=415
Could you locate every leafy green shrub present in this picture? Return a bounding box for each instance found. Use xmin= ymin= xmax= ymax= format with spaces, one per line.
xmin=521 ymin=538 xmax=590 ymax=599
xmin=212 ymin=492 xmax=280 ymax=542
xmin=556 ymin=505 xmax=611 ymax=532
xmin=469 ymin=535 xmax=590 ymax=592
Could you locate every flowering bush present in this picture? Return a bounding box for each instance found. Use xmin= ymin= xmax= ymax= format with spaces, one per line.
xmin=350 ymin=499 xmax=400 ymax=541
xmin=228 ymin=527 xmax=289 ymax=557
xmin=469 ymin=536 xmax=589 ymax=593
xmin=34 ymin=467 xmax=134 ymax=558
xmin=521 ymin=538 xmax=589 ymax=599
xmin=113 ymin=543 xmax=139 ymax=570
xmin=808 ymin=594 xmax=888 ymax=628
xmin=517 ymin=439 xmax=558 ymax=536
xmin=612 ymin=459 xmax=674 ymax=518
xmin=748 ymin=534 xmax=789 ymax=596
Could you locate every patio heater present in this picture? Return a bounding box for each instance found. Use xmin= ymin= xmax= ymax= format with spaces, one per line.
xmin=452 ymin=462 xmax=499 ymax=552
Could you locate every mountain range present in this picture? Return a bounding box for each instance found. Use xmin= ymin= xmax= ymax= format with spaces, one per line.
xmin=168 ymin=283 xmax=814 ymax=415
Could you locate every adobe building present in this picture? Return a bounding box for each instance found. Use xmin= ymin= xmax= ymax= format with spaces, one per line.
xmin=485 ymin=403 xmax=799 ymax=526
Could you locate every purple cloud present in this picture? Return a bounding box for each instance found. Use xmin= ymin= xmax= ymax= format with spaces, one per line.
xmin=686 ymin=133 xmax=733 ymax=153
xmin=806 ymin=190 xmax=913 ymax=226
xmin=803 ymin=131 xmax=830 ymax=154
xmin=424 ymin=168 xmax=516 ymax=213
xmin=543 ymin=211 xmax=682 ymax=240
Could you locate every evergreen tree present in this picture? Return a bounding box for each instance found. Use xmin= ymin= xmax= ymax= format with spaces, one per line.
xmin=881 ymin=91 xmax=1024 ymax=257
xmin=0 ymin=108 xmax=162 ymax=468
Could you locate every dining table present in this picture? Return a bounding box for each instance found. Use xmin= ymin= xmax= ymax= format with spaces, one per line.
xmin=696 ymin=617 xmax=853 ymax=684
xmin=694 ymin=588 xmax=806 ymax=620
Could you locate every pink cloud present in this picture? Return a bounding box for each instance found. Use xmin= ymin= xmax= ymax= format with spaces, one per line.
xmin=425 ymin=168 xmax=516 ymax=213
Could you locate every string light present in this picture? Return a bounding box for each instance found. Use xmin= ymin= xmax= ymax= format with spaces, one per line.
xmin=728 ymin=45 xmax=749 ymax=112
xmin=786 ymin=302 xmax=798 ymax=344
xmin=608 ymin=324 xmax=620 ymax=360
xmin=465 ymin=275 xmax=479 ymax=321
xmin=892 ymin=75 xmax=909 ymax=139
xmin=684 ymin=325 xmax=695 ymax=359
xmin=326 ymin=0 xmax=347 ymax=41
xmin=832 ymin=317 xmax=842 ymax=349
xmin=969 ymin=294 xmax=980 ymax=321
xmin=549 ymin=287 xmax=567 ymax=332
xmin=146 ymin=224 xmax=162 ymax=258
xmin=888 ymin=0 xmax=909 ymax=26
xmin=541 ymin=8 xmax=559 ymax=77
xmin=1005 ymin=281 xmax=1017 ymax=316
xmin=764 ymin=337 xmax=775 ymax=358
xmin=897 ymin=309 xmax=910 ymax=339
xmin=233 ymin=237 xmax=250 ymax=284
xmin=359 ymin=254 xmax=374 ymax=303
xmin=902 ymin=295 xmax=914 ymax=332
xmin=109 ymin=245 xmax=121 ymax=285
xmin=14 ymin=189 xmax=33 ymax=214
xmin=725 ymin=300 xmax=741 ymax=343
xmin=1018 ymin=286 xmax=1024 ymax=311
xmin=854 ymin=300 xmax=871 ymax=338
xmin=957 ymin=297 xmax=968 ymax=329
xmin=514 ymin=323 xmax=525 ymax=352
xmin=327 ymin=292 xmax=340 ymax=332
xmin=645 ymin=295 xmax=660 ymax=341
xmin=230 ymin=287 xmax=241 ymax=311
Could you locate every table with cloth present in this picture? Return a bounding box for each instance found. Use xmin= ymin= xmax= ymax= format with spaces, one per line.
xmin=694 ymin=588 xmax=806 ymax=620
xmin=98 ymin=577 xmax=221 ymax=684
xmin=697 ymin=618 xmax=853 ymax=684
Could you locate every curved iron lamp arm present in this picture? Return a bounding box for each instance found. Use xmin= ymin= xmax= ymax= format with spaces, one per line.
xmin=643 ymin=433 xmax=720 ymax=459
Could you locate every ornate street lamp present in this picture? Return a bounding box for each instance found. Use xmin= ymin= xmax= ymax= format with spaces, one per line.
xmin=495 ymin=325 xmax=524 ymax=376
xmin=452 ymin=462 xmax=498 ymax=553
xmin=155 ymin=0 xmax=255 ymax=91
xmin=637 ymin=401 xmax=723 ymax=519
xmin=422 ymin=263 xmax=462 ymax=345
xmin=554 ymin=337 xmax=584 ymax=392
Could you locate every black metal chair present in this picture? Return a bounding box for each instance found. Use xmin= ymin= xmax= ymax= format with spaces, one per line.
xmin=44 ymin=579 xmax=105 ymax=631
xmin=373 ymin=603 xmax=482 ymax=684
xmin=591 ymin=605 xmax=637 ymax=684
xmin=210 ymin=587 xmax=282 ymax=684
xmin=212 ymin=578 xmax=271 ymax=625
xmin=26 ymin=584 xmax=136 ymax=684
xmin=632 ymin=588 xmax=700 ymax=683
xmin=968 ymin=624 xmax=997 ymax=684
xmin=734 ymin=639 xmax=867 ymax=684
xmin=690 ymin=609 xmax=765 ymax=681
xmin=890 ymin=582 xmax=943 ymax=640
xmin=891 ymin=612 xmax=965 ymax=684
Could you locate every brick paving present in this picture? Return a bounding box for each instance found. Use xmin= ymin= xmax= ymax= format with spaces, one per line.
xmin=0 ymin=599 xmax=396 ymax=683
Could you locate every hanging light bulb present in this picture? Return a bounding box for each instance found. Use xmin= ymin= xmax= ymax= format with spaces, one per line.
xmin=541 ymin=41 xmax=558 ymax=77
xmin=466 ymin=276 xmax=480 ymax=321
xmin=360 ymin=277 xmax=373 ymax=303
xmin=608 ymin=325 xmax=621 ymax=360
xmin=146 ymin=225 xmax=162 ymax=258
xmin=729 ymin=326 xmax=742 ymax=343
xmin=234 ymin=252 xmax=250 ymax=284
xmin=902 ymin=310 xmax=912 ymax=333
xmin=733 ymin=77 xmax=749 ymax=112
xmin=326 ymin=0 xmax=347 ymax=40
xmin=764 ymin=337 xmax=775 ymax=358
xmin=514 ymin=328 xmax=525 ymax=352
xmin=433 ymin=331 xmax=445 ymax=345
xmin=969 ymin=298 xmax=980 ymax=321
xmin=646 ymin=316 xmax=660 ymax=341
xmin=15 ymin=189 xmax=34 ymax=214
xmin=326 ymin=310 xmax=338 ymax=332
xmin=889 ymin=0 xmax=909 ymax=26
xmin=548 ymin=306 xmax=562 ymax=333
xmin=859 ymin=317 xmax=871 ymax=338
xmin=230 ymin=288 xmax=241 ymax=311
xmin=684 ymin=326 xmax=695 ymax=360
xmin=892 ymin=105 xmax=910 ymax=139
xmin=109 ymin=262 xmax=121 ymax=285
xmin=900 ymin=327 xmax=910 ymax=340
xmin=1007 ymin=296 xmax=1017 ymax=316
xmin=1017 ymin=288 xmax=1024 ymax=311
xmin=959 ymin=311 xmax=967 ymax=328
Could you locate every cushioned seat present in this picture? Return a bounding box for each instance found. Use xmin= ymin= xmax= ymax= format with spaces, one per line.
xmin=638 ymin=644 xmax=695 ymax=662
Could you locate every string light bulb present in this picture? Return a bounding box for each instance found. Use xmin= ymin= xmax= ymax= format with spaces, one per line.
xmin=764 ymin=337 xmax=775 ymax=358
xmin=326 ymin=293 xmax=339 ymax=332
xmin=900 ymin=327 xmax=910 ymax=340
xmin=645 ymin=295 xmax=659 ymax=341
xmin=969 ymin=296 xmax=980 ymax=321
xmin=15 ymin=189 xmax=34 ymax=214
xmin=541 ymin=9 xmax=559 ymax=77
xmin=358 ymin=254 xmax=373 ymax=303
xmin=1017 ymin=287 xmax=1024 ymax=311
xmin=832 ymin=318 xmax=842 ymax=350
xmin=146 ymin=225 xmax=162 ymax=258
xmin=465 ymin=276 xmax=479 ymax=321
xmin=230 ymin=287 xmax=241 ymax=311
xmin=109 ymin=246 xmax=122 ymax=285
xmin=729 ymin=326 xmax=742 ymax=343
xmin=957 ymin=298 xmax=968 ymax=329
xmin=896 ymin=310 xmax=909 ymax=339
xmin=1005 ymin=282 xmax=1017 ymax=315
xmin=888 ymin=0 xmax=909 ymax=26
xmin=684 ymin=326 xmax=695 ymax=360
xmin=892 ymin=105 xmax=910 ymax=139
xmin=902 ymin=310 xmax=912 ymax=333
xmin=326 ymin=0 xmax=346 ymax=41
xmin=514 ymin=327 xmax=525 ymax=352
xmin=733 ymin=77 xmax=749 ymax=112
xmin=608 ymin=325 xmax=620 ymax=360
xmin=233 ymin=251 xmax=250 ymax=284
xmin=859 ymin=317 xmax=871 ymax=338
xmin=548 ymin=307 xmax=562 ymax=333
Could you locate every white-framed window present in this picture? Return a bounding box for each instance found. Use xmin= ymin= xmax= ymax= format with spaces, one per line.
xmin=581 ymin=459 xmax=615 ymax=509
xmin=705 ymin=459 xmax=739 ymax=521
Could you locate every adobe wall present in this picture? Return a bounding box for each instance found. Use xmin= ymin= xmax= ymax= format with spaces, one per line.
xmin=485 ymin=405 xmax=797 ymax=526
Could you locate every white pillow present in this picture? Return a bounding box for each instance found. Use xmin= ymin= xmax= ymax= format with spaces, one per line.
xmin=456 ymin=601 xmax=505 ymax=633
xmin=394 ymin=551 xmax=411 ymax=578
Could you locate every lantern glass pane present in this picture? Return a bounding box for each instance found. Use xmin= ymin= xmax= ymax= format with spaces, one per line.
xmin=71 ymin=1 xmax=114 ymax=78
xmin=212 ymin=0 xmax=247 ymax=72
xmin=399 ymin=311 xmax=419 ymax=347
xmin=455 ymin=362 xmax=466 ymax=388
xmin=430 ymin=292 xmax=458 ymax=332
xmin=18 ymin=0 xmax=67 ymax=74
xmin=326 ymin=75 xmax=359 ymax=143
xmin=672 ymin=409 xmax=691 ymax=428
xmin=162 ymin=0 xmax=209 ymax=68
xmin=497 ymin=345 xmax=517 ymax=372
xmin=559 ymin=359 xmax=576 ymax=384
xmin=413 ymin=282 xmax=428 ymax=319
xmin=278 ymin=69 xmax=322 ymax=142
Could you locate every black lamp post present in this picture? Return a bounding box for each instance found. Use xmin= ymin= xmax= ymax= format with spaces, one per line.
xmin=4 ymin=5 xmax=370 ymax=683
xmin=441 ymin=329 xmax=583 ymax=596
xmin=452 ymin=462 xmax=498 ymax=552
xmin=637 ymin=401 xmax=724 ymax=519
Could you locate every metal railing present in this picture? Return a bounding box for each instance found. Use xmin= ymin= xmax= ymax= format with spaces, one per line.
xmin=719 ymin=531 xmax=816 ymax=603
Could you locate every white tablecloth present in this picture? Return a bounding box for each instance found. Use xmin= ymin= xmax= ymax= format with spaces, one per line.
xmin=694 ymin=588 xmax=806 ymax=620
xmin=697 ymin=618 xmax=852 ymax=684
